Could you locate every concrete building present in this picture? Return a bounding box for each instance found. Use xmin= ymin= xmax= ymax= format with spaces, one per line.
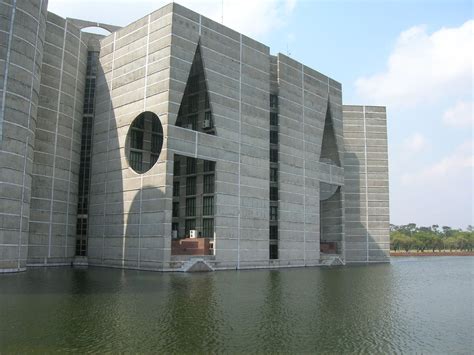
xmin=0 ymin=1 xmax=389 ymax=273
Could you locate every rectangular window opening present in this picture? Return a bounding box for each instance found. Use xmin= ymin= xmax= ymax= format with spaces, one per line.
xmin=270 ymin=243 xmax=278 ymax=259
xmin=186 ymin=176 xmax=197 ymax=195
xmin=203 ymin=174 xmax=214 ymax=194
xmin=203 ymin=196 xmax=214 ymax=216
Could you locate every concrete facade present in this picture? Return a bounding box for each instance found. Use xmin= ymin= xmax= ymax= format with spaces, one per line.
xmin=28 ymin=12 xmax=88 ymax=266
xmin=1 ymin=0 xmax=48 ymax=272
xmin=0 ymin=2 xmax=390 ymax=273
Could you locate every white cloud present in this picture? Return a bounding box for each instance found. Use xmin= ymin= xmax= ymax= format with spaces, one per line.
xmin=401 ymin=140 xmax=473 ymax=185
xmin=402 ymin=133 xmax=429 ymax=153
xmin=48 ymin=0 xmax=297 ymax=38
xmin=355 ymin=20 xmax=474 ymax=108
xmin=443 ymin=100 xmax=473 ymax=127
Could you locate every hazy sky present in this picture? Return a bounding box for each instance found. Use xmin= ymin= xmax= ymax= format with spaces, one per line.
xmin=47 ymin=0 xmax=473 ymax=229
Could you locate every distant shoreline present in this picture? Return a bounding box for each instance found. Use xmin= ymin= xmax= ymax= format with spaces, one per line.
xmin=390 ymin=251 xmax=474 ymax=257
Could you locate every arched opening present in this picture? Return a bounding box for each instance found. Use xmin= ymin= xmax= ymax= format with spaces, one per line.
xmin=80 ymin=26 xmax=112 ymax=36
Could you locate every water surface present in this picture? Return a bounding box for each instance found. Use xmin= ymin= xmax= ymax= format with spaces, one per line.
xmin=1 ymin=257 xmax=472 ymax=353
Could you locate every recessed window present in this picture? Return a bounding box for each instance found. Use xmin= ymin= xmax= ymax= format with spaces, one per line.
xmin=203 ymin=160 xmax=215 ymax=172
xmin=270 ymin=149 xmax=278 ymax=163
xmin=189 ymin=95 xmax=198 ymax=113
xmin=187 ymin=157 xmax=197 ymax=175
xmin=270 ymin=130 xmax=278 ymax=144
xmin=205 ymin=92 xmax=210 ymax=109
xmin=126 ymin=112 xmax=163 ymax=174
xmin=270 ymin=112 xmax=278 ymax=126
xmin=270 ymin=243 xmax=278 ymax=259
xmin=173 ymin=181 xmax=180 ymax=197
xmin=203 ymin=218 xmax=214 ymax=238
xmin=203 ymin=174 xmax=214 ymax=194
xmin=270 ymin=226 xmax=278 ymax=240
xmin=186 ymin=176 xmax=196 ymax=195
xmin=270 ymin=186 xmax=278 ymax=201
xmin=270 ymin=167 xmax=278 ymax=182
xmin=270 ymin=94 xmax=278 ymax=109
xmin=270 ymin=206 xmax=278 ymax=221
xmin=203 ymin=196 xmax=214 ymax=216
xmin=172 ymin=202 xmax=179 ymax=217
xmin=174 ymin=161 xmax=181 ymax=176
xmin=186 ymin=198 xmax=196 ymax=217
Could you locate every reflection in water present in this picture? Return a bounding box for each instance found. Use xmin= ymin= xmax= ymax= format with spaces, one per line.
xmin=161 ymin=274 xmax=222 ymax=351
xmin=0 ymin=257 xmax=472 ymax=353
xmin=256 ymin=271 xmax=292 ymax=352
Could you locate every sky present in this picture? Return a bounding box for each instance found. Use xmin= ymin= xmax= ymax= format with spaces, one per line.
xmin=47 ymin=0 xmax=473 ymax=229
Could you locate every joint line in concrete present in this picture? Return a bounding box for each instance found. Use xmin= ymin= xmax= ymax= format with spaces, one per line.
xmin=106 ymin=32 xmax=116 ymax=266
xmin=48 ymin=20 xmax=68 ymax=259
xmin=363 ymin=106 xmax=369 ymax=262
xmin=237 ymin=33 xmax=242 ymax=269
xmin=302 ymin=63 xmax=306 ymax=265
xmin=65 ymin=28 xmax=82 ymax=258
xmin=0 ymin=0 xmax=17 ymax=143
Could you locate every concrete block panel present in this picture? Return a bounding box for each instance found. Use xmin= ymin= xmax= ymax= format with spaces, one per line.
xmin=343 ymin=105 xmax=389 ymax=263
xmin=29 ymin=15 xmax=88 ymax=265
xmin=0 ymin=0 xmax=48 ymax=272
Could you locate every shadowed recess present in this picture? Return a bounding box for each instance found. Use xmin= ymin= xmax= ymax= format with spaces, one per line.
xmin=175 ymin=43 xmax=215 ymax=135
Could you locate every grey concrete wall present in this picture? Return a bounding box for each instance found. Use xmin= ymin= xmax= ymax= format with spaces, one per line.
xmin=28 ymin=12 xmax=88 ymax=265
xmin=166 ymin=4 xmax=272 ymax=269
xmin=0 ymin=0 xmax=48 ymax=272
xmin=88 ymin=3 xmax=351 ymax=271
xmin=1 ymin=2 xmax=390 ymax=272
xmin=88 ymin=4 xmax=174 ymax=270
xmin=276 ymin=54 xmax=344 ymax=267
xmin=343 ymin=105 xmax=389 ymax=263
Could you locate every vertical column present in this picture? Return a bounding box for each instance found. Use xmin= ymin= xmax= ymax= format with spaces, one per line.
xmin=342 ymin=105 xmax=368 ymax=262
xmin=343 ymin=105 xmax=389 ymax=263
xmin=28 ymin=15 xmax=87 ymax=266
xmin=0 ymin=0 xmax=48 ymax=272
xmin=364 ymin=106 xmax=390 ymax=262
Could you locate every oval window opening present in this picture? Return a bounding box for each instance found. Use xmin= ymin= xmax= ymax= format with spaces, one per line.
xmin=126 ymin=112 xmax=163 ymax=174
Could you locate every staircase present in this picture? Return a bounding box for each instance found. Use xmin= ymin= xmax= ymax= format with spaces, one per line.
xmin=179 ymin=258 xmax=214 ymax=272
xmin=320 ymin=254 xmax=345 ymax=267
xmin=72 ymin=256 xmax=88 ymax=267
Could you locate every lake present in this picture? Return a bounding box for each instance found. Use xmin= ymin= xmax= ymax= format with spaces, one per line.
xmin=0 ymin=257 xmax=472 ymax=353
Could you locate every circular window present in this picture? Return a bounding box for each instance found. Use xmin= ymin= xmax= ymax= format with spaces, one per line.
xmin=126 ymin=112 xmax=163 ymax=174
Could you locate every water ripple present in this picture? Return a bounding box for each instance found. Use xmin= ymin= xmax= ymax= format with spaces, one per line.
xmin=0 ymin=258 xmax=472 ymax=353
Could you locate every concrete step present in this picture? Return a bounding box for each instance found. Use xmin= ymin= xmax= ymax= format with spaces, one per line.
xmin=72 ymin=256 xmax=88 ymax=267
xmin=320 ymin=254 xmax=345 ymax=266
xmin=180 ymin=258 xmax=214 ymax=272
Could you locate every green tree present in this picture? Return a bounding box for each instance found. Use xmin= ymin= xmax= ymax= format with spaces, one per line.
xmin=400 ymin=235 xmax=412 ymax=252
xmin=442 ymin=226 xmax=454 ymax=238
xmin=445 ymin=237 xmax=457 ymax=251
xmin=413 ymin=231 xmax=432 ymax=252
xmin=390 ymin=231 xmax=409 ymax=251
xmin=455 ymin=232 xmax=469 ymax=251
xmin=431 ymin=236 xmax=443 ymax=252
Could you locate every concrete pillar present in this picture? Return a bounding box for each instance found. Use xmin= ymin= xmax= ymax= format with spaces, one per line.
xmin=0 ymin=0 xmax=48 ymax=272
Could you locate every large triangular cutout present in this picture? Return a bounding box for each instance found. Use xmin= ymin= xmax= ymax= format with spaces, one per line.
xmin=319 ymin=100 xmax=341 ymax=166
xmin=175 ymin=43 xmax=215 ymax=135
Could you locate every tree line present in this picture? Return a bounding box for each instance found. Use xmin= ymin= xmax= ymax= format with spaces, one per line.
xmin=390 ymin=224 xmax=473 ymax=252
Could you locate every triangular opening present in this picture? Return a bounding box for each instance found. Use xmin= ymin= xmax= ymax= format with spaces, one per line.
xmin=319 ymin=101 xmax=341 ymax=166
xmin=175 ymin=43 xmax=215 ymax=135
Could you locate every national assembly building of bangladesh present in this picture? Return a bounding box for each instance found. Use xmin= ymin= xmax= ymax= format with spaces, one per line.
xmin=0 ymin=1 xmax=390 ymax=272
